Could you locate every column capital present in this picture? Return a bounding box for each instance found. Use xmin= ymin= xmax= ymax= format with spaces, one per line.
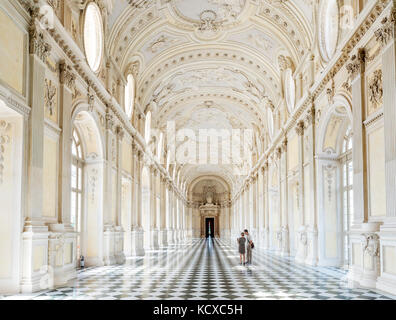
xmin=275 ymin=147 xmax=282 ymax=159
xmin=29 ymin=21 xmax=51 ymax=63
xmin=346 ymin=49 xmax=366 ymax=80
xmin=59 ymin=61 xmax=76 ymax=91
xmin=295 ymin=120 xmax=305 ymax=136
xmin=281 ymin=138 xmax=288 ymax=152
xmin=374 ymin=7 xmax=396 ymax=48
xmin=305 ymin=105 xmax=315 ymax=126
xmin=105 ymin=112 xmax=114 ymax=131
xmin=116 ymin=125 xmax=125 ymax=140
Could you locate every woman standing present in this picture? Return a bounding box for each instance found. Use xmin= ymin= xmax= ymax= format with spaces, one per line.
xmin=237 ymin=232 xmax=246 ymax=265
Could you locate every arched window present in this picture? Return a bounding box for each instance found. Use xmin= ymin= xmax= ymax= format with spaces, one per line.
xmin=157 ymin=132 xmax=164 ymax=162
xmin=145 ymin=111 xmax=152 ymax=144
xmin=71 ymin=129 xmax=83 ymax=257
xmin=267 ymin=108 xmax=274 ymax=138
xmin=284 ymin=68 xmax=296 ymax=114
xmin=341 ymin=127 xmax=353 ymax=267
xmin=84 ymin=2 xmax=104 ymax=72
xmin=125 ymin=74 xmax=135 ymax=119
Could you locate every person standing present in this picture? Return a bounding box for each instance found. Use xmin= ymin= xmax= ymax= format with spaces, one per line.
xmin=244 ymin=229 xmax=253 ymax=265
xmin=237 ymin=232 xmax=246 ymax=265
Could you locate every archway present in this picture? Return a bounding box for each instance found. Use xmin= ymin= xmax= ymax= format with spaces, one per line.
xmin=317 ymin=99 xmax=353 ymax=267
xmin=141 ymin=166 xmax=151 ymax=249
xmin=72 ymin=110 xmax=104 ymax=267
xmin=269 ymin=163 xmax=280 ymax=251
xmin=0 ymin=99 xmax=23 ymax=293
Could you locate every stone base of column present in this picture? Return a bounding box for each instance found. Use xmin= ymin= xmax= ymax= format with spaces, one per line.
xmin=150 ymin=229 xmax=160 ymax=250
xmin=376 ymin=221 xmax=396 ymax=295
xmin=222 ymin=229 xmax=231 ymax=241
xmin=281 ymin=226 xmax=290 ymax=257
xmin=20 ymin=223 xmax=50 ymax=293
xmin=159 ymin=229 xmax=168 ymax=247
xmin=295 ymin=226 xmax=307 ymax=264
xmin=115 ymin=227 xmax=126 ymax=264
xmin=304 ymin=227 xmax=318 ymax=266
xmin=131 ymin=228 xmax=145 ymax=256
xmin=347 ymin=223 xmax=381 ymax=290
xmin=47 ymin=224 xmax=78 ymax=289
xmin=175 ymin=229 xmax=181 ymax=242
xmin=263 ymin=228 xmax=270 ymax=250
xmin=167 ymin=229 xmax=175 ymax=245
xmin=104 ymin=226 xmax=117 ymax=266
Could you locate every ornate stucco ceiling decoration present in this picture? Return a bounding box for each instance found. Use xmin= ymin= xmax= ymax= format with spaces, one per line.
xmin=107 ymin=0 xmax=314 ymax=192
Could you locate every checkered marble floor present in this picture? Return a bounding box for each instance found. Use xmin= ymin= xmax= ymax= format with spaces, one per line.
xmin=2 ymin=238 xmax=395 ymax=300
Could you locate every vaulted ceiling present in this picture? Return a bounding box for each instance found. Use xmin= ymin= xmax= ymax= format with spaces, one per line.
xmin=106 ymin=0 xmax=315 ymax=193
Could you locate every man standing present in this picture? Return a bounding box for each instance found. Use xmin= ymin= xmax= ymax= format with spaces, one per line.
xmin=244 ymin=229 xmax=253 ymax=265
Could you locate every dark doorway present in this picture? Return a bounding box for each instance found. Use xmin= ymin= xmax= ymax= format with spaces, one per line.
xmin=205 ymin=218 xmax=214 ymax=238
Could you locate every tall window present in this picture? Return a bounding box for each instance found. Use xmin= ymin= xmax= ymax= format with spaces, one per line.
xmin=341 ymin=127 xmax=353 ymax=267
xmin=145 ymin=111 xmax=152 ymax=144
xmin=84 ymin=2 xmax=104 ymax=72
xmin=125 ymin=74 xmax=135 ymax=119
xmin=71 ymin=129 xmax=83 ymax=256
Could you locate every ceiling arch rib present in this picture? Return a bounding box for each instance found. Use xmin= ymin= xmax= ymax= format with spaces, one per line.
xmin=107 ymin=0 xmax=314 ymax=194
xmin=136 ymin=48 xmax=282 ymax=111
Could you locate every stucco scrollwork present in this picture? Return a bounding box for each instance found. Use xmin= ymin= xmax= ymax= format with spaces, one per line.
xmin=0 ymin=120 xmax=11 ymax=185
xmin=59 ymin=62 xmax=76 ymax=91
xmin=44 ymin=79 xmax=57 ymax=116
xmin=195 ymin=10 xmax=222 ymax=33
xmin=362 ymin=233 xmax=380 ymax=258
xmin=368 ymin=69 xmax=383 ymax=110
xmin=89 ymin=169 xmax=98 ymax=204
xmin=29 ymin=22 xmax=51 ymax=63
xmin=374 ymin=9 xmax=396 ymax=48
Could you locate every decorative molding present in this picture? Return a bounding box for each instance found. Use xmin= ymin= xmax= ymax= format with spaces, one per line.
xmin=374 ymin=7 xmax=396 ymax=48
xmin=0 ymin=120 xmax=11 ymax=185
xmin=368 ymin=69 xmax=383 ymax=111
xmin=44 ymin=79 xmax=57 ymax=116
xmin=59 ymin=61 xmax=76 ymax=91
xmin=29 ymin=21 xmax=51 ymax=63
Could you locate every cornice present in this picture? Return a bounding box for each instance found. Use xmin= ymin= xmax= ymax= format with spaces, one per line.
xmin=231 ymin=0 xmax=391 ymax=202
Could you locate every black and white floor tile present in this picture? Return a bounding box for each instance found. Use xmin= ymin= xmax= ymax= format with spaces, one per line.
xmin=2 ymin=238 xmax=395 ymax=300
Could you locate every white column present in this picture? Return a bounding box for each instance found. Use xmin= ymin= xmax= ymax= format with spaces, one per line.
xmin=295 ymin=121 xmax=307 ymax=263
xmin=22 ymin=24 xmax=51 ymax=293
xmin=375 ymin=10 xmax=396 ymax=294
xmin=304 ymin=105 xmax=318 ymax=266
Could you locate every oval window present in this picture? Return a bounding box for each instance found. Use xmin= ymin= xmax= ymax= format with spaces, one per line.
xmin=284 ymin=68 xmax=295 ymax=114
xmin=319 ymin=0 xmax=339 ymax=62
xmin=84 ymin=2 xmax=104 ymax=72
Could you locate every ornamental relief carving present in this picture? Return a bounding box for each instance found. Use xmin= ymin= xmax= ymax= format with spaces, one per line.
xmin=89 ymin=169 xmax=98 ymax=204
xmin=0 ymin=120 xmax=11 ymax=185
xmin=374 ymin=13 xmax=396 ymax=48
xmin=29 ymin=22 xmax=51 ymax=62
xmin=367 ymin=69 xmax=383 ymax=114
xmin=44 ymin=79 xmax=57 ymax=119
